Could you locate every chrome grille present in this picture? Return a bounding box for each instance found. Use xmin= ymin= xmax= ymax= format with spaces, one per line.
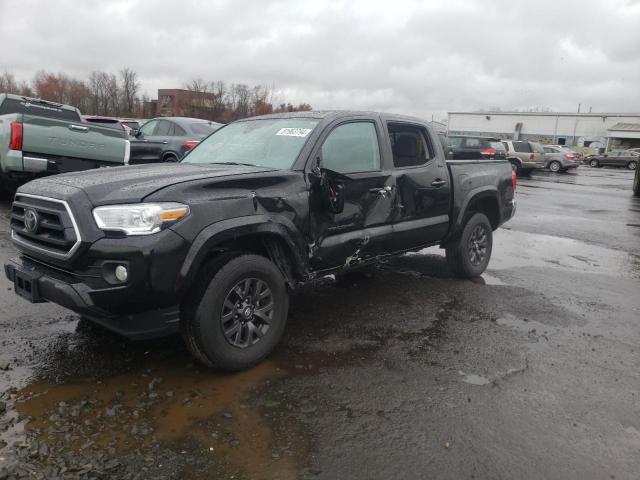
xmin=10 ymin=193 xmax=81 ymax=259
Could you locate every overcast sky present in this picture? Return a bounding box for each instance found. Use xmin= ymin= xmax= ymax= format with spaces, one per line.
xmin=1 ymin=0 xmax=639 ymax=120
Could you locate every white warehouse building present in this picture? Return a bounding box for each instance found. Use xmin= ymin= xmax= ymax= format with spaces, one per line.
xmin=447 ymin=111 xmax=640 ymax=152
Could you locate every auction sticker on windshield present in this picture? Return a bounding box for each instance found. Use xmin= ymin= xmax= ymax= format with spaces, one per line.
xmin=276 ymin=128 xmax=312 ymax=137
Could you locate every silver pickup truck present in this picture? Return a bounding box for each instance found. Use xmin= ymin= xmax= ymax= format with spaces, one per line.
xmin=0 ymin=94 xmax=130 ymax=193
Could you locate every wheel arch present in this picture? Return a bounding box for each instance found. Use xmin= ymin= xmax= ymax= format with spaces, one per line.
xmin=162 ymin=151 xmax=180 ymax=162
xmin=177 ymin=216 xmax=309 ymax=296
xmin=452 ymin=189 xmax=501 ymax=237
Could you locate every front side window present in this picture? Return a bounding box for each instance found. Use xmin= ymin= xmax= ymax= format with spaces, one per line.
xmin=388 ymin=123 xmax=431 ymax=168
xmin=183 ymin=118 xmax=319 ymax=169
xmin=140 ymin=120 xmax=157 ymax=136
xmin=321 ymin=122 xmax=381 ymax=173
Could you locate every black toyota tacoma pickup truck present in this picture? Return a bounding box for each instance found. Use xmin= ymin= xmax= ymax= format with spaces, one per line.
xmin=5 ymin=111 xmax=516 ymax=370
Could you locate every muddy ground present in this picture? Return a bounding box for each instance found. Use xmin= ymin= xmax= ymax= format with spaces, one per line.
xmin=0 ymin=167 xmax=639 ymax=480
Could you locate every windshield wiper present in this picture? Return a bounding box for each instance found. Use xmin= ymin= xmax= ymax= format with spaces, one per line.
xmin=206 ymin=161 xmax=259 ymax=167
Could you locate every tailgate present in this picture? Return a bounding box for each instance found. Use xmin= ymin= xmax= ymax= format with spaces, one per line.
xmin=21 ymin=115 xmax=126 ymax=164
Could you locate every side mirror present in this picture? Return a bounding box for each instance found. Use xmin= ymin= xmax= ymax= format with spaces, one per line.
xmin=130 ymin=129 xmax=140 ymax=137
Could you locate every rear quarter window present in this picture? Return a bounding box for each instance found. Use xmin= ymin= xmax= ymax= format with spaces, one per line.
xmin=0 ymin=98 xmax=81 ymax=122
xmin=513 ymin=141 xmax=532 ymax=153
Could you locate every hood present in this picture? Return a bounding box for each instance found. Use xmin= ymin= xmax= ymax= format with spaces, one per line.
xmin=18 ymin=163 xmax=274 ymax=205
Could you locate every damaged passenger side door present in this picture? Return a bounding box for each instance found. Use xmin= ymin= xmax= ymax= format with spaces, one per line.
xmin=308 ymin=120 xmax=396 ymax=270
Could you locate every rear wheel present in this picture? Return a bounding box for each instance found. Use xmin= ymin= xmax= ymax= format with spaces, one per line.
xmin=549 ymin=161 xmax=561 ymax=173
xmin=163 ymin=153 xmax=179 ymax=163
xmin=628 ymin=161 xmax=637 ymax=171
xmin=446 ymin=213 xmax=493 ymax=278
xmin=589 ymin=159 xmax=599 ymax=168
xmin=181 ymin=254 xmax=289 ymax=371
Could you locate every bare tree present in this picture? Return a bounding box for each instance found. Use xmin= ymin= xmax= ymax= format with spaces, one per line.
xmin=120 ymin=68 xmax=140 ymax=116
xmin=0 ymin=72 xmax=19 ymax=94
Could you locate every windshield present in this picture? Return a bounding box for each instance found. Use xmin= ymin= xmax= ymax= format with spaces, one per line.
xmin=183 ymin=118 xmax=319 ymax=169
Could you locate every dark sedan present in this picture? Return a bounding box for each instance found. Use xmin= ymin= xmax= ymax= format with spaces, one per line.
xmin=588 ymin=150 xmax=638 ymax=170
xmin=129 ymin=117 xmax=223 ymax=164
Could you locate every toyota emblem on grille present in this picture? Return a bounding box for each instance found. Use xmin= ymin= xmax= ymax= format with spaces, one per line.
xmin=23 ymin=208 xmax=40 ymax=234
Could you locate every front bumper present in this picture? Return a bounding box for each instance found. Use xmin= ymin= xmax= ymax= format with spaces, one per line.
xmin=4 ymin=256 xmax=180 ymax=339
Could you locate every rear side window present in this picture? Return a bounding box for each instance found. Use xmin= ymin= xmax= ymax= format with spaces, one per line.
xmin=173 ymin=123 xmax=187 ymax=136
xmin=190 ymin=122 xmax=220 ymax=136
xmin=0 ymin=98 xmax=81 ymax=122
xmin=448 ymin=137 xmax=463 ymax=148
xmin=490 ymin=141 xmax=506 ymax=151
xmin=513 ymin=141 xmax=532 ymax=153
xmin=154 ymin=120 xmax=173 ymax=136
xmin=322 ymin=122 xmax=381 ymax=173
xmin=465 ymin=138 xmax=481 ymax=148
xmin=388 ymin=123 xmax=432 ymax=168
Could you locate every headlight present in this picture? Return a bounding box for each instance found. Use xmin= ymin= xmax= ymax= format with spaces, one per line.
xmin=92 ymin=203 xmax=189 ymax=235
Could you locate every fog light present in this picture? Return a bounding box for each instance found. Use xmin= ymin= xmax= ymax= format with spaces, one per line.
xmin=115 ymin=265 xmax=128 ymax=282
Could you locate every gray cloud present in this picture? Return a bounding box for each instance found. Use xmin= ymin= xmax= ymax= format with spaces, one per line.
xmin=1 ymin=0 xmax=639 ymax=120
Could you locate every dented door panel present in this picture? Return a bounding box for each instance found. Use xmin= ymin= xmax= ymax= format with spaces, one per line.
xmin=309 ymin=171 xmax=396 ymax=270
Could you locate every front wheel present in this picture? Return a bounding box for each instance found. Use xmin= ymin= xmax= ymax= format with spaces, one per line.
xmin=589 ymin=159 xmax=599 ymax=168
xmin=446 ymin=213 xmax=493 ymax=278
xmin=549 ymin=161 xmax=561 ymax=173
xmin=628 ymin=161 xmax=637 ymax=171
xmin=181 ymin=254 xmax=289 ymax=371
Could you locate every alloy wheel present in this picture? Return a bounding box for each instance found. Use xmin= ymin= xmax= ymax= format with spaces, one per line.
xmin=468 ymin=224 xmax=488 ymax=266
xmin=220 ymin=277 xmax=274 ymax=348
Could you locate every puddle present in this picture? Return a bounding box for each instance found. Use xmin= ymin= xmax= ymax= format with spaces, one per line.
xmin=479 ymin=230 xmax=640 ymax=278
xmin=9 ymin=358 xmax=308 ymax=479
xmin=459 ymin=373 xmax=491 ymax=386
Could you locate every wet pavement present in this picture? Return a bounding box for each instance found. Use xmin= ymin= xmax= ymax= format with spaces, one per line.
xmin=1 ymin=166 xmax=639 ymax=479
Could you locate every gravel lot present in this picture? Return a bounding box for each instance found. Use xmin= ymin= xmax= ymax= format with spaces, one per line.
xmin=1 ymin=167 xmax=639 ymax=480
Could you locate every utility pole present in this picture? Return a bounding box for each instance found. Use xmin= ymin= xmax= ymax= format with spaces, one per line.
xmin=577 ymin=103 xmax=581 ymax=113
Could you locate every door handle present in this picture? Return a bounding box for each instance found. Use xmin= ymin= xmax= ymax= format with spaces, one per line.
xmin=69 ymin=124 xmax=89 ymax=132
xmin=431 ymin=179 xmax=447 ymax=187
xmin=161 ymin=141 xmax=169 ymax=144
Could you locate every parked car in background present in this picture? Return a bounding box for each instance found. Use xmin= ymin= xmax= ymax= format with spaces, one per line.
xmin=588 ymin=150 xmax=638 ymax=170
xmin=0 ymin=94 xmax=130 ymax=193
xmin=120 ymin=118 xmax=142 ymax=131
xmin=445 ymin=136 xmax=507 ymax=160
xmin=129 ymin=117 xmax=223 ymax=164
xmin=542 ymin=145 xmax=581 ymax=172
xmin=502 ymin=140 xmax=546 ymax=174
xmin=83 ymin=116 xmax=132 ymax=135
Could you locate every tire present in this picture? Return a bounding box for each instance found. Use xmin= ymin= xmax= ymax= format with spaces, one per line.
xmin=549 ymin=161 xmax=561 ymax=173
xmin=633 ymin=168 xmax=640 ymax=197
xmin=628 ymin=161 xmax=637 ymax=171
xmin=163 ymin=153 xmax=179 ymax=163
xmin=181 ymin=254 xmax=288 ymax=371
xmin=589 ymin=159 xmax=599 ymax=168
xmin=446 ymin=213 xmax=493 ymax=278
